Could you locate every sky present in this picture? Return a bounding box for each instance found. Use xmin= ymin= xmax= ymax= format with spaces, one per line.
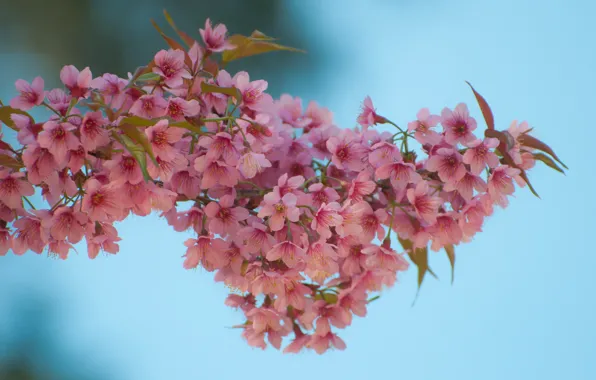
xmin=1 ymin=0 xmax=595 ymax=379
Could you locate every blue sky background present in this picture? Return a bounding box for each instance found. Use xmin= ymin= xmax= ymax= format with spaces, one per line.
xmin=1 ymin=0 xmax=595 ymax=379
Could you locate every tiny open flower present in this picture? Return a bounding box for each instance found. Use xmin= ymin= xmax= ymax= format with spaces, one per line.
xmin=46 ymin=88 xmax=71 ymax=116
xmin=277 ymin=94 xmax=311 ymax=128
xmin=60 ymin=65 xmax=92 ymax=98
xmin=443 ymin=172 xmax=487 ymax=201
xmin=406 ymin=181 xmax=442 ymax=225
xmin=347 ymin=171 xmax=376 ymax=203
xmin=42 ymin=206 xmax=87 ymax=244
xmin=21 ymin=143 xmax=58 ymax=185
xmin=204 ymin=195 xmax=249 ymax=236
xmin=326 ymin=130 xmax=368 ymax=171
xmin=80 ymin=111 xmax=110 ymax=151
xmin=441 ymin=103 xmax=477 ymax=146
xmin=361 ymin=245 xmax=409 ymax=272
xmin=10 ymin=77 xmax=44 ymax=110
xmin=153 ymin=49 xmax=191 ymax=88
xmin=369 ymin=141 xmax=401 ymax=168
xmin=311 ymin=202 xmax=343 ymax=239
xmin=234 ymin=71 xmax=273 ymax=112
xmin=0 ymin=227 xmax=11 ymax=256
xmin=194 ymin=156 xmax=239 ymax=189
xmin=104 ymin=153 xmax=145 ymax=185
xmin=37 ymin=121 xmax=79 ymax=167
xmin=130 ymin=94 xmax=168 ymax=119
xmin=11 ymin=212 xmax=48 ymax=255
xmin=266 ymin=240 xmax=306 ymax=268
xmin=352 ymin=201 xmax=387 ymax=242
xmin=81 ymin=179 xmax=124 ymax=222
xmin=428 ymin=214 xmax=463 ymax=250
xmin=237 ymin=152 xmax=272 ymax=179
xmin=199 ymin=132 xmax=242 ymax=166
xmin=258 ymin=192 xmax=300 ymax=232
xmin=90 ymin=73 xmax=127 ymax=108
xmin=238 ymin=222 xmax=276 ymax=254
xmin=145 ymin=120 xmax=186 ymax=161
xmin=425 ymin=148 xmax=467 ymax=183
xmin=166 ymin=97 xmax=200 ymax=121
xmin=357 ymin=96 xmax=387 ymax=128
xmin=375 ymin=157 xmax=422 ymax=190
xmin=307 ymin=332 xmax=346 ymax=355
xmin=488 ymin=165 xmax=525 ymax=208
xmin=407 ymin=108 xmax=442 ymax=145
xmin=0 ymin=170 xmax=34 ymax=209
xmin=200 ymin=18 xmax=235 ymax=52
xmin=307 ymin=183 xmax=340 ymax=209
xmin=463 ymin=138 xmax=500 ymax=175
xmin=86 ymin=222 xmax=121 ymax=259
xmin=183 ymin=235 xmax=229 ymax=271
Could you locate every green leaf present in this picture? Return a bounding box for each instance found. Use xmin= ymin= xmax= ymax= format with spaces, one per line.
xmin=119 ymin=116 xmax=156 ymax=127
xmin=444 ymin=244 xmax=456 ymax=284
xmin=398 ymin=237 xmax=437 ymax=290
xmin=367 ymin=295 xmax=381 ymax=304
xmin=112 ymin=132 xmax=152 ymax=182
xmin=135 ymin=72 xmax=162 ymax=82
xmin=170 ymin=120 xmax=203 ymax=134
xmin=533 ymin=152 xmax=565 ymax=174
xmin=163 ymin=9 xmax=196 ymax=47
xmin=0 ymin=154 xmax=24 ymax=169
xmin=466 ymin=81 xmax=495 ymax=130
xmin=519 ymin=134 xmax=568 ymax=170
xmin=200 ymin=82 xmax=243 ymax=104
xmin=119 ymin=123 xmax=158 ymax=167
xmin=322 ymin=293 xmax=338 ymax=304
xmin=0 ymin=106 xmax=34 ymax=131
xmin=222 ymin=33 xmax=305 ymax=64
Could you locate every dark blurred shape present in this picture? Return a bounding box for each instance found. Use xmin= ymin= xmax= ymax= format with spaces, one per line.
xmin=0 ymin=0 xmax=322 ymax=95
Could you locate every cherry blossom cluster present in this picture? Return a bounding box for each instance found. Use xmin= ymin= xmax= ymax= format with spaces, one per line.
xmin=0 ymin=16 xmax=565 ymax=354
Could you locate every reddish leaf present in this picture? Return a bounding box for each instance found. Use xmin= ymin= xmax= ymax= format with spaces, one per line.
xmin=519 ymin=134 xmax=568 ymax=169
xmin=533 ymin=152 xmax=565 ymax=174
xmin=466 ymin=81 xmax=495 ymax=130
xmin=444 ymin=244 xmax=455 ymax=284
xmin=150 ymin=19 xmax=193 ymax=68
xmin=119 ymin=116 xmax=156 ymax=127
xmin=485 ymin=129 xmax=515 ymax=152
xmin=0 ymin=154 xmax=23 ymax=169
xmin=222 ymin=33 xmax=305 ymax=64
xmin=398 ymin=237 xmax=436 ymax=289
xmin=163 ymin=9 xmax=197 ymax=47
xmin=501 ymin=149 xmax=540 ymax=198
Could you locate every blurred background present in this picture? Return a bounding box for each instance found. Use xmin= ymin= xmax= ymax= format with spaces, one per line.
xmin=0 ymin=0 xmax=594 ymax=379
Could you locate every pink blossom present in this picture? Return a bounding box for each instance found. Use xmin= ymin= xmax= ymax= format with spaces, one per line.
xmin=129 ymin=94 xmax=168 ymax=119
xmin=488 ymin=165 xmax=525 ymax=208
xmin=277 ymin=94 xmax=311 ymax=128
xmin=183 ymin=235 xmax=229 ymax=271
xmin=81 ymin=179 xmax=124 ymax=222
xmin=304 ymin=101 xmax=334 ymax=132
xmin=145 ymin=120 xmax=185 ymax=161
xmin=428 ymin=214 xmax=463 ymax=250
xmin=204 ymin=195 xmax=249 ymax=236
xmin=234 ymin=71 xmax=273 ymax=112
xmin=166 ymin=97 xmax=200 ymax=121
xmin=311 ymin=202 xmax=343 ymax=239
xmin=37 ymin=121 xmax=79 ymax=167
xmin=463 ymin=138 xmax=500 ymax=175
xmin=10 ymin=77 xmax=44 ymax=110
xmin=103 ymin=153 xmax=145 ymax=185
xmin=353 ymin=201 xmax=387 ymax=242
xmin=80 ymin=111 xmax=110 ymax=151
xmin=0 ymin=170 xmax=34 ymax=209
xmin=357 ymin=96 xmax=387 ymax=128
xmin=425 ymin=148 xmax=467 ymax=183
xmin=369 ymin=141 xmax=401 ymax=168
xmin=326 ymin=130 xmax=368 ymax=171
xmin=153 ymin=49 xmax=191 ymax=88
xmin=258 ymin=192 xmax=300 ymax=231
xmin=273 ymin=174 xmax=305 ymax=197
xmin=90 ymin=73 xmax=127 ymax=108
xmin=266 ymin=240 xmax=306 ymax=268
xmin=0 ymin=227 xmax=11 ymax=256
xmin=11 ymin=114 xmax=40 ymax=146
xmin=46 ymin=88 xmax=71 ymax=116
xmin=60 ymin=65 xmax=92 ymax=98
xmin=347 ymin=171 xmax=376 ymax=203
xmin=237 ymin=152 xmax=272 ymax=179
xmin=21 ymin=143 xmax=57 ymax=185
xmin=11 ymin=212 xmax=48 ymax=255
xmin=441 ymin=103 xmax=477 ymax=146
xmin=86 ymin=222 xmax=121 ymax=259
xmin=375 ymin=158 xmax=422 ymax=190
xmin=307 ymin=183 xmax=340 ymax=209
xmin=194 ymin=156 xmax=239 ymax=189
xmin=199 ymin=19 xmax=235 ymax=52
xmin=198 ymin=132 xmax=242 ymax=166
xmin=406 ymin=181 xmax=442 ymax=225
xmin=443 ymin=172 xmax=487 ymax=201
xmin=42 ymin=207 xmax=87 ymax=243
xmin=407 ymin=108 xmax=442 ymax=145
xmin=238 ymin=222 xmax=276 ymax=254
xmin=362 ymin=245 xmax=409 ymax=272
xmin=307 ymin=332 xmax=346 ymax=354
